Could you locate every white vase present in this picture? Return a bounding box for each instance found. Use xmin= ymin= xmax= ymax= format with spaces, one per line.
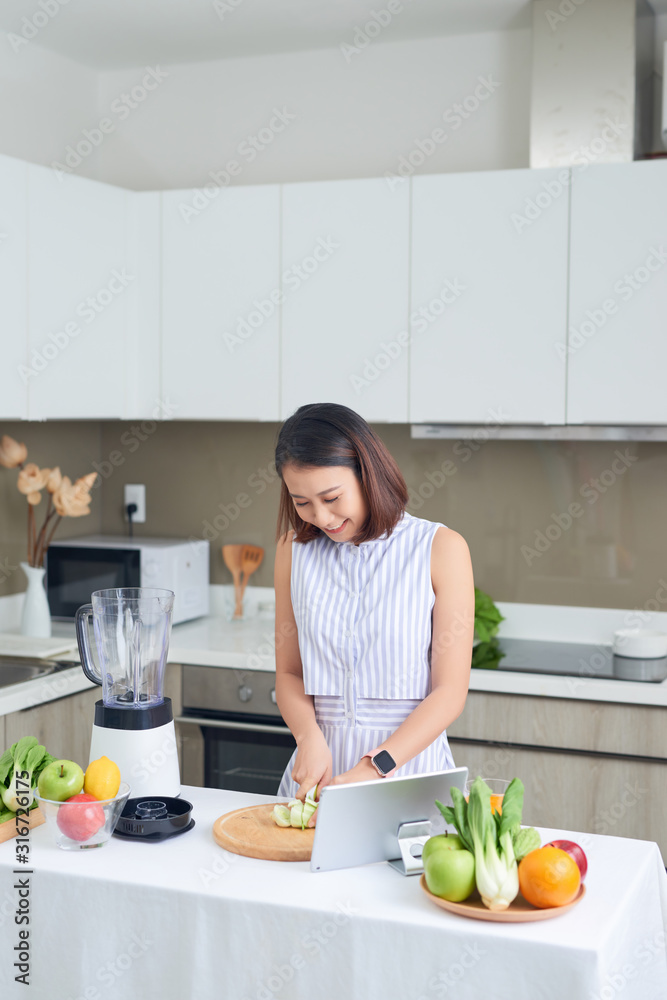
xmin=20 ymin=562 xmax=52 ymax=638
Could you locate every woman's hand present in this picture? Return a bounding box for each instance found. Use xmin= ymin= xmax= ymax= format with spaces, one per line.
xmin=291 ymin=728 xmax=332 ymax=804
xmin=330 ymin=757 xmax=377 ymax=786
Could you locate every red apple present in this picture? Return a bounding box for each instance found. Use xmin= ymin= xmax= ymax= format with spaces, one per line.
xmin=56 ymin=793 xmax=105 ymax=842
xmin=545 ymin=839 xmax=588 ymax=882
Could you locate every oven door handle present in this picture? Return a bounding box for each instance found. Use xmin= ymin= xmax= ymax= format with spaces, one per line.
xmin=175 ymin=714 xmax=291 ymax=736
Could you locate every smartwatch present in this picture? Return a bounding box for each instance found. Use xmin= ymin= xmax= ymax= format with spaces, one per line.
xmin=362 ymin=748 xmax=397 ymax=778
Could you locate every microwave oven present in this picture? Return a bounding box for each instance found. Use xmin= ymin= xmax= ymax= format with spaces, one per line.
xmin=46 ymin=535 xmax=210 ymax=624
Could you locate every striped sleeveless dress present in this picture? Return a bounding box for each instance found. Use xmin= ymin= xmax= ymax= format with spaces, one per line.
xmin=277 ymin=511 xmax=456 ymax=797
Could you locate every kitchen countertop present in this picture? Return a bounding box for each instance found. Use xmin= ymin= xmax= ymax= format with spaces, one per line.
xmin=1 ymin=588 xmax=667 ymax=717
xmin=2 ymin=784 xmax=665 ymax=1000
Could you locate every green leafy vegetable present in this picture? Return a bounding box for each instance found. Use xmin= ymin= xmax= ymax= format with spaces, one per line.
xmin=512 ymin=826 xmax=541 ymax=861
xmin=437 ymin=777 xmax=525 ymax=911
xmin=474 ymin=588 xmax=504 ymax=643
xmin=0 ymin=736 xmax=57 ymax=819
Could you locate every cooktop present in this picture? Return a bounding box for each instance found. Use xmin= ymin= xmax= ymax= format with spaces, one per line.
xmin=487 ymin=637 xmax=666 ymax=684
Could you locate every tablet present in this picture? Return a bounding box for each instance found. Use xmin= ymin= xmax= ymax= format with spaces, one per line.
xmin=310 ymin=767 xmax=468 ymax=874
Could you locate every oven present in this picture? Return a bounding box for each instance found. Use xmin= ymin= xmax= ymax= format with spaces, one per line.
xmin=176 ymin=665 xmax=295 ymax=796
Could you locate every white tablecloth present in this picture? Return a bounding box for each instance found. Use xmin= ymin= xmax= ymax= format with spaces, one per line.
xmin=1 ymin=785 xmax=666 ymax=1000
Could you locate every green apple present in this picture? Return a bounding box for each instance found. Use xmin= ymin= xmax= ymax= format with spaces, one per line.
xmin=424 ymin=847 xmax=476 ymax=902
xmin=37 ymin=760 xmax=84 ymax=802
xmin=421 ymin=832 xmax=465 ymax=865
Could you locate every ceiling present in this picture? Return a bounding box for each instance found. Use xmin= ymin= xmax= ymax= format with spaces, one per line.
xmin=0 ymin=0 xmax=535 ymax=69
xmin=1 ymin=0 xmax=664 ymax=72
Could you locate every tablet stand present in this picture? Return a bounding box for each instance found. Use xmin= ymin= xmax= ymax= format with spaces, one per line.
xmin=387 ymin=819 xmax=432 ymax=875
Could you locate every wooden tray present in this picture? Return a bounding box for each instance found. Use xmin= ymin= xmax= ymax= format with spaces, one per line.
xmin=213 ymin=803 xmax=315 ymax=861
xmin=420 ymin=875 xmax=586 ymax=922
xmin=0 ymin=807 xmax=46 ymax=844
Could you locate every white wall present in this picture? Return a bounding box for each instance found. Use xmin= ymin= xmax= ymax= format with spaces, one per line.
xmin=0 ymin=31 xmax=100 ymax=176
xmin=90 ymin=29 xmax=532 ymax=189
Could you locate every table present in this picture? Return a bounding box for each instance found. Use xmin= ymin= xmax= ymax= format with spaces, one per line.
xmin=1 ymin=786 xmax=666 ymax=1000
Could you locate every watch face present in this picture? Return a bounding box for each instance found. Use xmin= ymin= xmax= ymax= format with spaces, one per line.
xmin=373 ymin=750 xmax=396 ymax=775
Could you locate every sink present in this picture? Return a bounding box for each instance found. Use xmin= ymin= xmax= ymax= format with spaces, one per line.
xmin=0 ymin=658 xmax=59 ymax=689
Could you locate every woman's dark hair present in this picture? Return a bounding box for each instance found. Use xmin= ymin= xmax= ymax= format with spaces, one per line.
xmin=275 ymin=403 xmax=408 ymax=543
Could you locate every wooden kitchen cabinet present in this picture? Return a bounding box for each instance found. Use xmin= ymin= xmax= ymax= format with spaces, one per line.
xmin=4 ymin=686 xmax=100 ymax=766
xmin=27 ymin=165 xmax=129 ymax=419
xmin=568 ymin=160 xmax=667 ymax=424
xmin=410 ymin=168 xmax=569 ymax=424
xmin=281 ymin=177 xmax=410 ymax=422
xmin=448 ymin=690 xmax=667 ymax=860
xmin=161 ymin=184 xmax=281 ymax=420
xmin=0 ymin=154 xmax=29 ymax=420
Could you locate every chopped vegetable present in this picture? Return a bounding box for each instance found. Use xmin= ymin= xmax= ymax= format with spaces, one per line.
xmin=271 ymin=804 xmax=291 ymax=827
xmin=437 ymin=777 xmax=526 ymax=911
xmin=0 ymin=737 xmax=57 ymax=820
xmin=272 ymin=784 xmax=319 ymax=830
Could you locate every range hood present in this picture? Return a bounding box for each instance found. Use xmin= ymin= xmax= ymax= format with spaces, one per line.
xmin=530 ymin=0 xmax=655 ymax=166
xmin=410 ymin=425 xmax=667 ymax=442
xmin=412 ymin=0 xmax=659 ymax=443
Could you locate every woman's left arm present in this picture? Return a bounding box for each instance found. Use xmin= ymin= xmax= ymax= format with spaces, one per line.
xmin=333 ymin=527 xmax=475 ymax=784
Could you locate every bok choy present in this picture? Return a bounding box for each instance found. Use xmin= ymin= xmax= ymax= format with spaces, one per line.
xmin=437 ymin=777 xmax=539 ymax=911
xmin=0 ymin=736 xmax=56 ymax=822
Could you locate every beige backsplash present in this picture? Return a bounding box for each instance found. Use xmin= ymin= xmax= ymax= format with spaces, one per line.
xmin=1 ymin=419 xmax=665 ymax=613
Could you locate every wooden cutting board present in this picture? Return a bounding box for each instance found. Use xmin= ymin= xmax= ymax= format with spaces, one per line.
xmin=0 ymin=807 xmax=46 ymax=844
xmin=212 ymin=803 xmax=314 ymax=861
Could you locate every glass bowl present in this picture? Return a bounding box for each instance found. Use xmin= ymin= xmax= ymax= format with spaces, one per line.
xmin=35 ymin=781 xmax=131 ymax=850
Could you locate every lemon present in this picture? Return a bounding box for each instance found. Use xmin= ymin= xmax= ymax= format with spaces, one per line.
xmin=84 ymin=756 xmax=121 ymax=801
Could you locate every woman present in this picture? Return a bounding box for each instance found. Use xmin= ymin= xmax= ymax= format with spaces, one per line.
xmin=274 ymin=403 xmax=474 ymax=810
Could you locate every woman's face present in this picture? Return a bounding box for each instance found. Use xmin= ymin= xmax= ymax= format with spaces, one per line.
xmin=282 ymin=464 xmax=369 ymax=543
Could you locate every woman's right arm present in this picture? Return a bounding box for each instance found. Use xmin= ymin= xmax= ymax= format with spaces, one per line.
xmin=274 ymin=532 xmax=332 ymax=800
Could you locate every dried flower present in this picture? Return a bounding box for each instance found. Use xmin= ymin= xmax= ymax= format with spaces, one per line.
xmin=0 ymin=435 xmax=28 ymax=469
xmin=17 ymin=463 xmax=50 ymax=496
xmin=27 ymin=492 xmax=42 ymax=505
xmin=52 ymin=476 xmax=92 ymax=518
xmin=46 ymin=467 xmax=62 ymax=494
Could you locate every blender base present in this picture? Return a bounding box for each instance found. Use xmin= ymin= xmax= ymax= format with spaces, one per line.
xmin=89 ymin=717 xmax=181 ymax=798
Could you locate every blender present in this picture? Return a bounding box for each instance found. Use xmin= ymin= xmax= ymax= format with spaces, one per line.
xmin=75 ymin=588 xmax=181 ymax=797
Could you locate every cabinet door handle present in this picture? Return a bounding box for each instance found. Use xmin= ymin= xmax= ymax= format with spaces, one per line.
xmin=175 ymin=714 xmax=291 ymax=736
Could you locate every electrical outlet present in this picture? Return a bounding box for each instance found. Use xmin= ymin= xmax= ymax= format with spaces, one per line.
xmin=124 ymin=484 xmax=146 ymax=523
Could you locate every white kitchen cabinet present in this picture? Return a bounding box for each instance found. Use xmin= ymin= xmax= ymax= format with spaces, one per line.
xmin=161 ymin=185 xmax=281 ymax=420
xmin=0 ymin=155 xmax=29 ymax=419
xmin=27 ymin=165 xmax=129 ymax=419
xmin=125 ymin=191 xmax=161 ymax=419
xmin=568 ymin=160 xmax=667 ymax=424
xmin=410 ymin=169 xmax=569 ymax=424
xmin=281 ymin=178 xmax=410 ymax=422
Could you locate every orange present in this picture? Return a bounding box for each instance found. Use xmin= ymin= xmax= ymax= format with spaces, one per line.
xmin=518 ymin=846 xmax=581 ymax=908
xmin=490 ymin=794 xmax=503 ymax=815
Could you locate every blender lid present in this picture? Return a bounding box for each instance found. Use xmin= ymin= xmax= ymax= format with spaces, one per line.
xmin=114 ymin=796 xmax=193 ymax=840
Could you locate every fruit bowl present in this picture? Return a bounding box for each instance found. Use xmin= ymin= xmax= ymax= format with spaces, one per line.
xmin=35 ymin=781 xmax=131 ymax=851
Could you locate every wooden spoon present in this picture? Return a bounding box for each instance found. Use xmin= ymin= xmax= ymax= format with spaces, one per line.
xmin=222 ymin=544 xmax=245 ymax=619
xmin=237 ymin=545 xmax=264 ymax=616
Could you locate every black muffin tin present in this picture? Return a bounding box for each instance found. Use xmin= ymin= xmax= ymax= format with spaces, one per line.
xmin=114 ymin=796 xmax=194 ymax=840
